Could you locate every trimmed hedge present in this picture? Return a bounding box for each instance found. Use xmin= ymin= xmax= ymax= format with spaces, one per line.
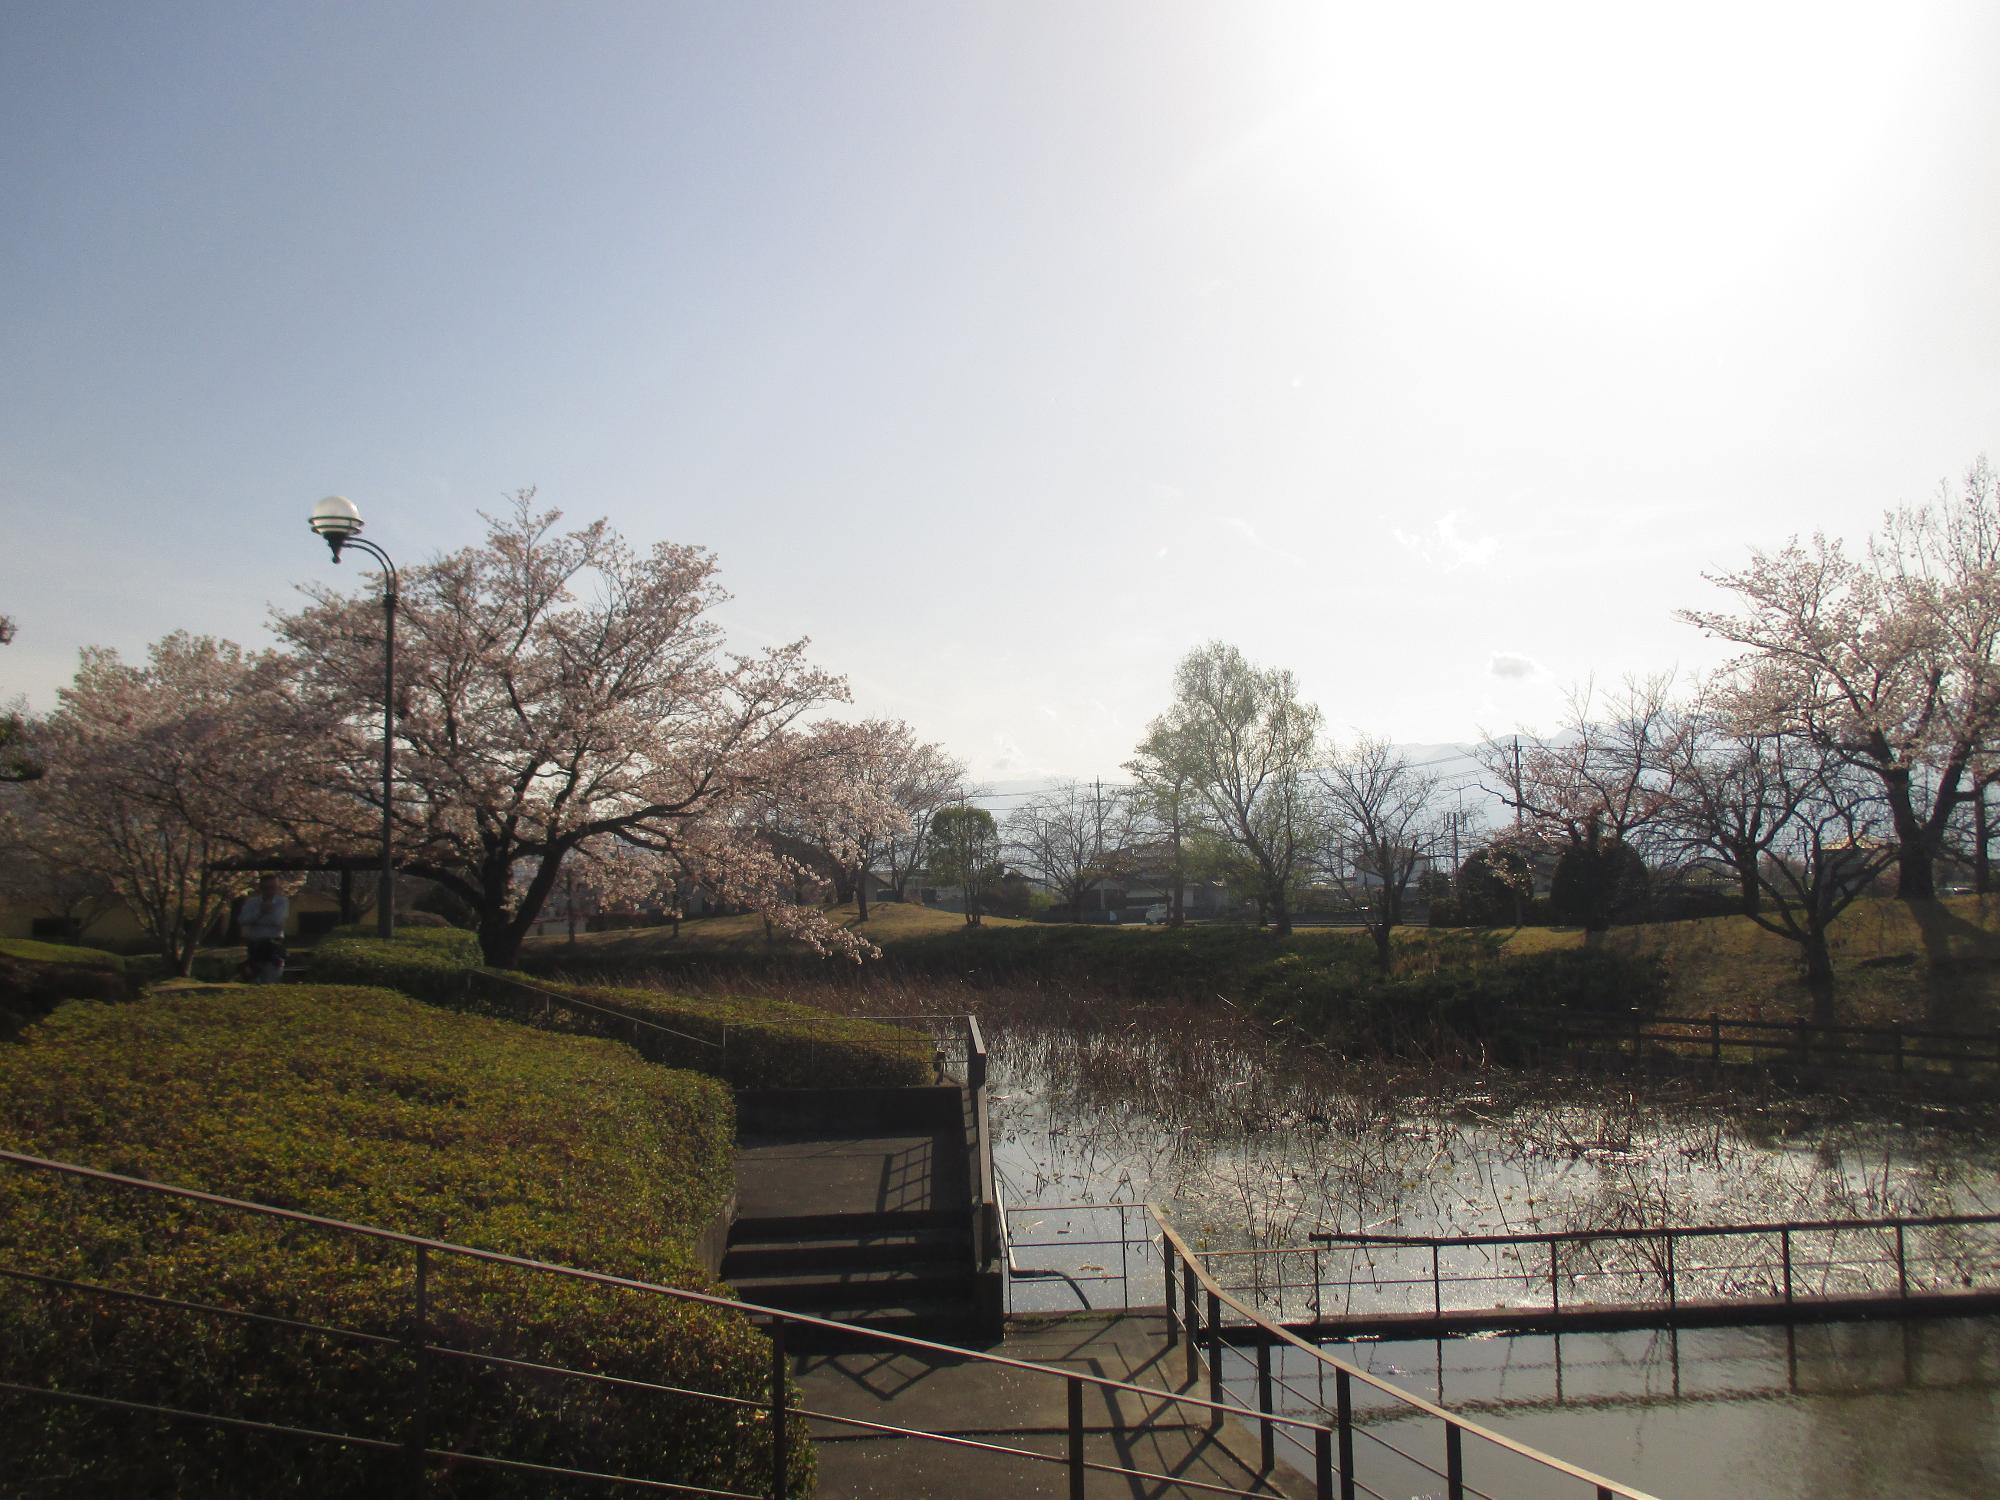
xmin=0 ymin=945 xmax=134 ymax=1039
xmin=310 ymin=924 xmax=484 ymax=1004
xmin=0 ymin=938 xmax=126 ymax=971
xmin=0 ymin=986 xmax=810 ymax=1497
xmin=548 ymin=981 xmax=934 ymax=1089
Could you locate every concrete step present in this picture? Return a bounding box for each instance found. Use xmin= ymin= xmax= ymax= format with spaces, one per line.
xmin=750 ymin=1299 xmax=984 ymax=1352
xmin=729 ymin=1208 xmax=963 ymax=1241
xmin=722 ymin=1226 xmax=968 ymax=1275
xmin=726 ymin=1263 xmax=974 ymax=1312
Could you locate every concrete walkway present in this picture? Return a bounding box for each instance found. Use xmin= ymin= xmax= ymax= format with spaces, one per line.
xmin=793 ymin=1312 xmax=1303 ymax=1499
xmin=735 ymin=1126 xmax=966 ymax=1221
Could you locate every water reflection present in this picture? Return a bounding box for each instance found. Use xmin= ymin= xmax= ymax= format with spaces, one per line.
xmin=989 ymin=1016 xmax=2000 ymax=1495
xmin=1305 ymin=1320 xmax=2000 ymax=1500
xmin=991 ymin=1017 xmax=2000 ymax=1319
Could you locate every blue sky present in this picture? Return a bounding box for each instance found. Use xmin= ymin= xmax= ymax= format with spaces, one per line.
xmin=5 ymin=2 xmax=1997 ymax=781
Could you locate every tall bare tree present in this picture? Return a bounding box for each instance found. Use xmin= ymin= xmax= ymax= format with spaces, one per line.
xmin=1004 ymin=780 xmax=1129 ymax=921
xmin=1315 ymin=736 xmax=1447 ymax=971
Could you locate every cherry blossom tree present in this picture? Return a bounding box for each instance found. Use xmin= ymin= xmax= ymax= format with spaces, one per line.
xmin=277 ymin=495 xmax=880 ymax=966
xmin=1 ymin=614 xmax=41 ymax=784
xmin=16 ymin=635 xmax=306 ymax=973
xmin=776 ymin=719 xmax=971 ymax=922
xmin=1660 ymin=712 xmax=1895 ymax=1016
xmin=1680 ymin=458 xmax=2000 ymax=899
xmin=1478 ymin=676 xmax=1677 ymax=934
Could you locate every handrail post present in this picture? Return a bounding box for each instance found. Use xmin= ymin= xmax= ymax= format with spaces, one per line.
xmin=1315 ymin=1424 xmax=1334 ymax=1500
xmin=1118 ymin=1202 xmax=1130 ymax=1307
xmin=1256 ymin=1330 xmax=1275 ymax=1472
xmin=1207 ymin=1288 xmax=1222 ymax=1405
xmin=1067 ymin=1375 xmax=1085 ymax=1500
xmin=1311 ymin=1246 xmax=1323 ymax=1322
xmin=406 ymin=1243 xmax=429 ymax=1497
xmin=1445 ymin=1420 xmax=1464 ymax=1500
xmin=1164 ymin=1238 xmax=1179 ymax=1348
xmin=1183 ymin=1258 xmax=1199 ymax=1385
xmin=1664 ymin=1232 xmax=1676 ymax=1313
xmin=1895 ymin=1223 xmax=1909 ymax=1299
xmin=769 ymin=1324 xmax=789 ymax=1500
xmin=1335 ymin=1366 xmax=1356 ymax=1500
xmin=1781 ymin=1228 xmax=1794 ymax=1305
xmin=1548 ymin=1239 xmax=1560 ymax=1315
xmin=1430 ymin=1242 xmax=1442 ymax=1317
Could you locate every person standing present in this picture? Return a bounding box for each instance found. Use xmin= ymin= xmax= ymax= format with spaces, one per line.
xmin=238 ymin=874 xmax=289 ymax=984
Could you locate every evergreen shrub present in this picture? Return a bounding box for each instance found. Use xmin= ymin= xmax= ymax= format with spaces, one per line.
xmin=0 ymin=986 xmax=807 ymax=1497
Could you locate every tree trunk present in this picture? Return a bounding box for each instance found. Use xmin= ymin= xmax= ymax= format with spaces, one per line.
xmin=1736 ymin=856 xmax=1761 ymax=917
xmin=856 ymin=867 xmax=870 ymax=922
xmin=1269 ymin=888 xmax=1291 ymax=937
xmin=1977 ymin=787 xmax=1992 ymax=896
xmin=1880 ymin=766 xmax=1935 ymax=898
xmin=1370 ymin=920 xmax=1392 ymax=973
xmin=1803 ymin=928 xmax=1836 ymax=1026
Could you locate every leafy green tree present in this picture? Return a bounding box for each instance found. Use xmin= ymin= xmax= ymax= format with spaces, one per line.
xmin=1458 ymin=843 xmax=1531 ymax=925
xmin=1135 ymin=641 xmax=1321 ymax=935
xmin=929 ymin=805 xmax=1001 ymax=926
xmin=1549 ymin=832 xmax=1650 ymax=933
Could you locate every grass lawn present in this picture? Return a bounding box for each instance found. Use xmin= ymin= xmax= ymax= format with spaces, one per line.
xmin=526 ymin=896 xmax=2000 ymax=1031
xmin=533 ymin=897 xmax=1028 ymax=961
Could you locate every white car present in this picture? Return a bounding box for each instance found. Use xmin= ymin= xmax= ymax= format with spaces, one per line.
xmin=1144 ymin=903 xmax=1170 ymax=924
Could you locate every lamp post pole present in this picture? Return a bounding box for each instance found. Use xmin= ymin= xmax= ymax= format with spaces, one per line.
xmin=308 ymin=497 xmax=399 ymax=940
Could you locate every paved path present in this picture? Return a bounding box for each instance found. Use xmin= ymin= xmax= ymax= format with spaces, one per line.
xmin=735 ymin=1127 xmax=966 ymax=1220
xmin=793 ymin=1312 xmax=1304 ymax=1499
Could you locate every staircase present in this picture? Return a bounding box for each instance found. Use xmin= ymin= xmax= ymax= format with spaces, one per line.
xmin=724 ymin=1088 xmax=987 ymax=1348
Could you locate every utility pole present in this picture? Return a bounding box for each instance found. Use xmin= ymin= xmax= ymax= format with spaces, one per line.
xmin=1512 ymin=736 xmax=1523 ymax=830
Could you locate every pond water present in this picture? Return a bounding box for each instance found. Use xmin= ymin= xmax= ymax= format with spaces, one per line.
xmin=984 ymin=1016 xmax=2000 ymax=1498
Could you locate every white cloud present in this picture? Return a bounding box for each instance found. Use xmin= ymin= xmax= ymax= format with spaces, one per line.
xmin=1488 ymin=651 xmax=1542 ymax=680
xmin=1393 ymin=509 xmax=1500 ymax=573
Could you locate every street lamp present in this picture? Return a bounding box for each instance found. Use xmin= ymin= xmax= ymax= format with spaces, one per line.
xmin=308 ymin=495 xmax=399 ymax=941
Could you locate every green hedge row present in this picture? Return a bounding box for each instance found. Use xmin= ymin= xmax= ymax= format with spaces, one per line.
xmin=0 ymin=942 xmax=134 ymax=1039
xmin=0 ymin=986 xmax=810 ymax=1497
xmin=545 ymin=981 xmax=934 ymax=1089
xmin=0 ymin=938 xmax=127 ymax=971
xmin=310 ymin=924 xmax=484 ymax=1004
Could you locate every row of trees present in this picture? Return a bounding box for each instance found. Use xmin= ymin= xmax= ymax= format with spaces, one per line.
xmin=1 ymin=497 xmax=969 ymax=970
xmin=1114 ymin=458 xmax=2000 ymax=1012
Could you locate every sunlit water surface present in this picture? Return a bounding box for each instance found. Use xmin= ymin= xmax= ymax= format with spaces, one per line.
xmin=984 ymin=1019 xmax=2000 ymax=1499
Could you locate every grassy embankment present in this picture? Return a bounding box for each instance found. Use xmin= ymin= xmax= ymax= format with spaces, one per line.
xmin=527 ymin=896 xmax=2000 ymax=1034
xmin=0 ymin=983 xmax=810 ymax=1497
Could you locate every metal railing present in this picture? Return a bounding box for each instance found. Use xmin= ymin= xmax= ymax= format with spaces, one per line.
xmin=1002 ymin=1198 xmax=1155 ymax=1312
xmin=1 ymin=1150 xmax=1313 ymax=1499
xmin=1156 ymin=1214 xmax=1655 ymax=1500
xmin=1520 ymin=1008 xmax=2000 ymax=1081
xmin=1172 ymin=1213 xmax=2000 ymax=1328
